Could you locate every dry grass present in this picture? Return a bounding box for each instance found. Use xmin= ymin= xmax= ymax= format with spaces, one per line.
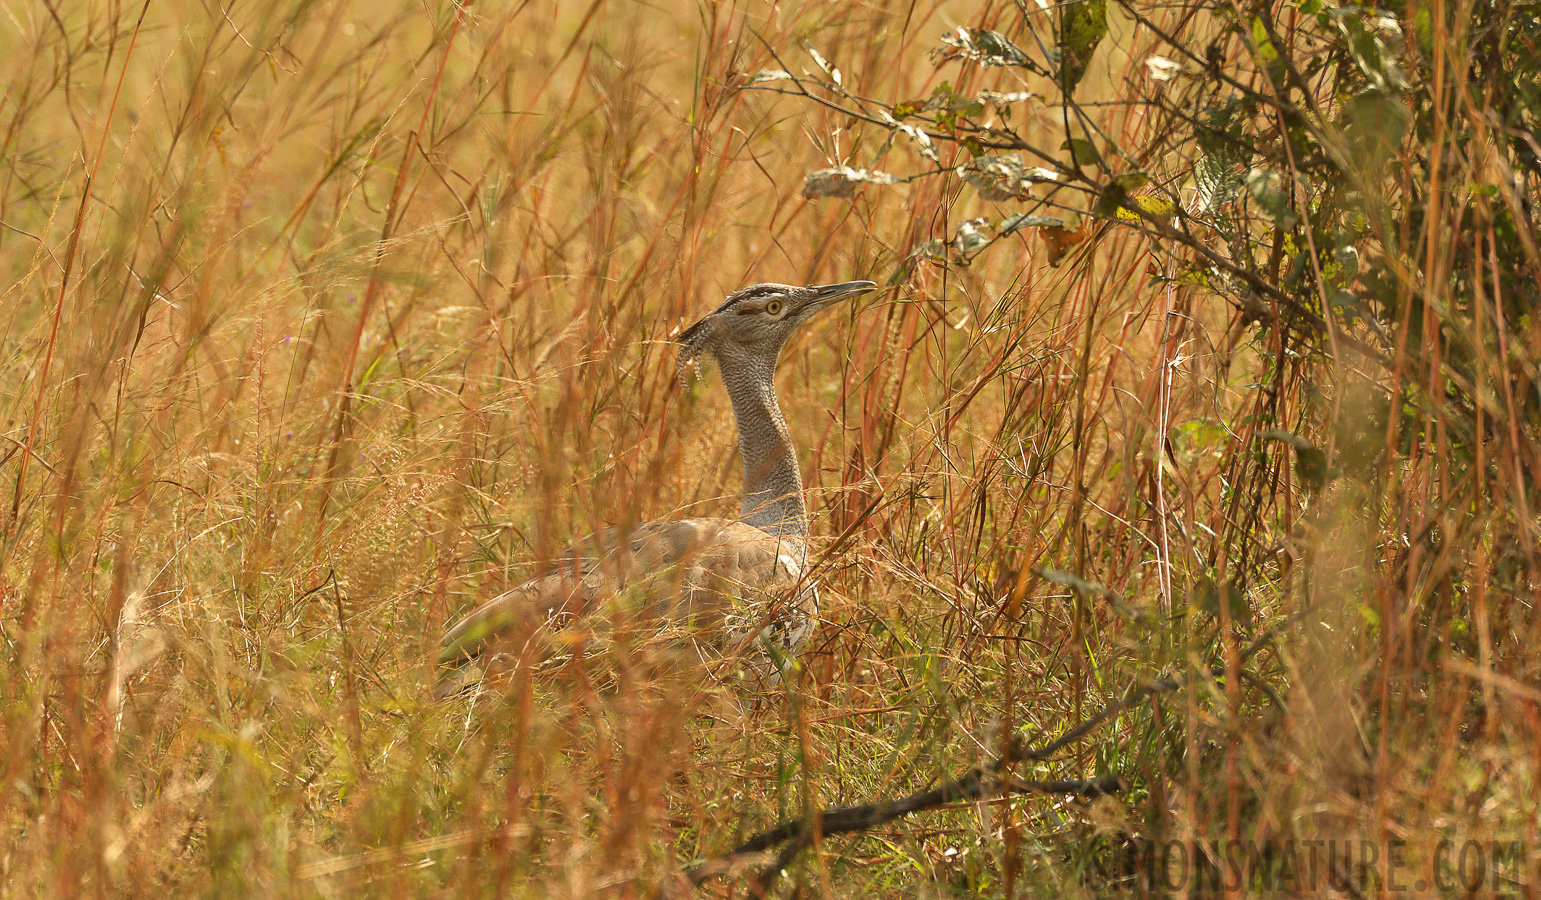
xmin=2 ymin=0 xmax=1537 ymax=896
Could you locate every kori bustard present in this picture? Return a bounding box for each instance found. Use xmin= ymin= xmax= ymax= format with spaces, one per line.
xmin=434 ymin=280 xmax=876 ymax=699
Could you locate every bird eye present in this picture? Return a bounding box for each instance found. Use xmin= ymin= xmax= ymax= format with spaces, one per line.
xmin=765 ymin=300 xmax=783 ymax=315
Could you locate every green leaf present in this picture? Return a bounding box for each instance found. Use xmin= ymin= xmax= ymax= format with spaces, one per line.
xmin=1033 ymin=567 xmax=1145 ymax=621
xmin=1035 ymin=566 xmax=1116 ymax=598
xmin=1062 ymin=137 xmax=1102 ymax=168
xmin=1092 ymin=181 xmax=1130 ymax=218
xmin=1339 ymin=15 xmax=1409 ymax=91
xmin=1250 ymin=17 xmax=1279 ymax=62
xmin=1092 ymin=174 xmax=1158 ymax=219
xmin=1341 ymin=89 xmax=1410 ymax=175
xmin=1412 ymin=7 xmax=1434 ymax=55
xmin=1193 ymin=153 xmax=1244 ymax=213
xmin=1244 ymin=167 xmax=1295 ymax=227
xmin=1259 ymin=429 xmax=1329 ymax=489
xmin=1332 ymin=382 xmax=1392 ymax=478
xmin=1190 ymin=574 xmax=1251 ymax=620
xmin=1114 ymin=195 xmax=1177 ymax=222
xmin=1058 ymin=0 xmax=1107 ymax=96
xmin=1169 ymin=267 xmax=1213 ymax=288
xmin=1258 ymin=428 xmax=1314 ymax=451
xmin=1332 ymin=238 xmax=1360 ymax=283
xmin=1294 ymin=446 xmax=1329 ymax=489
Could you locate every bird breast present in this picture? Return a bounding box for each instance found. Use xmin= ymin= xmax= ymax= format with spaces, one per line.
xmin=441 ymin=517 xmax=818 ymax=683
xmin=614 ymin=520 xmax=820 ymax=675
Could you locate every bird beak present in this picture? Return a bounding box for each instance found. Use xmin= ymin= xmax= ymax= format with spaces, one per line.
xmin=792 ymin=281 xmax=877 ymax=323
xmin=811 ymin=280 xmax=878 ymax=302
xmin=803 ymin=281 xmax=878 ymax=316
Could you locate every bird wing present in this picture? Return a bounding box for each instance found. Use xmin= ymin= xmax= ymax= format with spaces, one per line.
xmin=434 ymin=518 xmax=809 ymax=696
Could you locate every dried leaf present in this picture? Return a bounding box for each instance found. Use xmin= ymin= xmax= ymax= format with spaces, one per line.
xmin=898 ymin=123 xmax=939 ymax=162
xmin=917 ymin=239 xmax=949 ymax=261
xmin=1145 ymin=55 xmax=1183 ymax=82
xmin=952 ymin=217 xmax=993 ymax=257
xmin=801 ymin=167 xmax=896 ymax=198
xmin=961 ymin=154 xmax=1029 ymax=200
xmin=977 ymin=90 xmax=1038 ymax=105
xmin=1041 ymin=221 xmax=1089 ymax=266
xmin=803 ymin=168 xmax=860 ymax=198
xmin=999 ymin=213 xmax=1067 ymax=235
xmin=747 ymin=69 xmax=794 ymax=85
xmin=937 ymin=27 xmax=1041 ymax=71
xmin=806 ymin=46 xmax=842 ymax=86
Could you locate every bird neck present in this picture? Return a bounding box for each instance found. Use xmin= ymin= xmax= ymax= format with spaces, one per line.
xmin=719 ymin=356 xmax=808 ymax=539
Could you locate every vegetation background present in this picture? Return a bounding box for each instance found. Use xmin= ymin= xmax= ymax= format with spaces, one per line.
xmin=1 ymin=0 xmax=1537 ymax=895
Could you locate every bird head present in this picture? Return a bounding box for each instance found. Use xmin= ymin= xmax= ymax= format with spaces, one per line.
xmin=676 ymin=280 xmax=876 ymax=382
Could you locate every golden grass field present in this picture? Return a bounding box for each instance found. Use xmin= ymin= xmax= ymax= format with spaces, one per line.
xmin=2 ymin=0 xmax=1537 ymax=896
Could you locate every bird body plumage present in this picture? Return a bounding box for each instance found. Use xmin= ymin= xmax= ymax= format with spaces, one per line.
xmin=434 ymin=280 xmax=875 ymax=699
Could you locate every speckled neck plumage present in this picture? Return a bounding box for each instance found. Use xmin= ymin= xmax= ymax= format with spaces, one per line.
xmin=716 ymin=345 xmax=808 ymax=541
